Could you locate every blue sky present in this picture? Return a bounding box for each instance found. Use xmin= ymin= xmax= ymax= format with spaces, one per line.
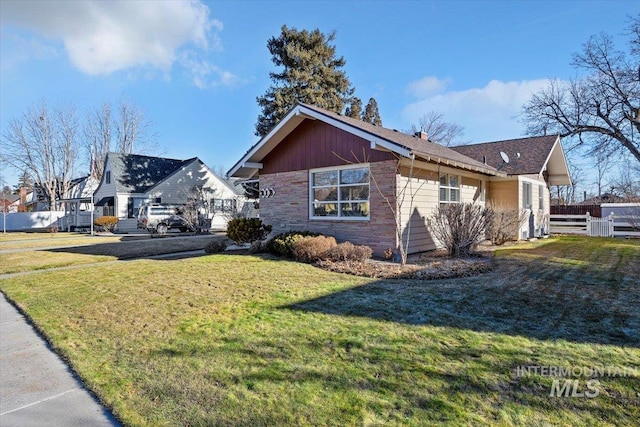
xmin=0 ymin=0 xmax=637 ymax=192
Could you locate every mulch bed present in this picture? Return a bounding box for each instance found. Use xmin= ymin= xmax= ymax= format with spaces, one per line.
xmin=315 ymin=253 xmax=494 ymax=280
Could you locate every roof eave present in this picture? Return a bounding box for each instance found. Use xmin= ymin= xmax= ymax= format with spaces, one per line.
xmin=227 ymin=104 xmax=414 ymax=178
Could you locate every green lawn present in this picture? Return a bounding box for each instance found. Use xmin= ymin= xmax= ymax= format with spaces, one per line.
xmin=0 ymin=236 xmax=638 ymax=426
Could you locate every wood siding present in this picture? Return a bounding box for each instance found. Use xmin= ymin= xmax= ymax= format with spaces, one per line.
xmin=397 ymin=165 xmax=487 ymax=254
xmin=261 ymin=119 xmax=396 ymax=174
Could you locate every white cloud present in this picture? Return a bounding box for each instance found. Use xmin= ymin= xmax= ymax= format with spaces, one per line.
xmin=406 ymin=76 xmax=450 ymax=98
xmin=180 ymin=52 xmax=244 ymax=89
xmin=403 ymin=78 xmax=551 ymax=142
xmin=1 ymin=0 xmax=237 ymax=87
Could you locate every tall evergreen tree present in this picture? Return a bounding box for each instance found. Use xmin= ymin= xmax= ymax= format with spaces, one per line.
xmin=344 ymin=97 xmax=362 ymax=119
xmin=255 ymin=26 xmax=354 ymax=137
xmin=362 ymin=97 xmax=382 ymax=126
xmin=13 ymin=171 xmax=33 ymax=193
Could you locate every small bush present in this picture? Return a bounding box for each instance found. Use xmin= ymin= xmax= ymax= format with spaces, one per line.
xmin=226 ymin=218 xmax=272 ymax=244
xmin=487 ymin=205 xmax=528 ymax=245
xmin=324 ymin=242 xmax=372 ymax=262
xmin=292 ymin=235 xmax=337 ymax=263
xmin=383 ymin=247 xmax=394 ymax=260
xmin=94 ymin=216 xmax=118 ymax=232
xmin=428 ymin=203 xmax=491 ymax=257
xmin=266 ymin=231 xmax=320 ymax=257
xmin=204 ymin=240 xmax=227 ymax=254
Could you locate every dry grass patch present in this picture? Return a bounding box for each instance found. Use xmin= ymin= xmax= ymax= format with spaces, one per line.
xmin=0 ymin=251 xmax=116 ymax=274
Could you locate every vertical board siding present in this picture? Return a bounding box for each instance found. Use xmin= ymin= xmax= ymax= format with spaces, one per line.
xmin=262 ymin=120 xmax=396 ymax=174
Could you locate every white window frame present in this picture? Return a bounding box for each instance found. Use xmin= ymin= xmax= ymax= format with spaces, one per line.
xmin=439 ymin=173 xmax=461 ymax=205
xmin=522 ymin=181 xmax=533 ymax=210
xmin=309 ymin=163 xmax=370 ymax=221
xmin=538 ymin=184 xmax=544 ymax=211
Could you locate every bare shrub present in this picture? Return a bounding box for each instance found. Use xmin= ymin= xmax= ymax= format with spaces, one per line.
xmin=487 ymin=205 xmax=529 ymax=245
xmin=324 ymin=242 xmax=373 ymax=262
xmin=428 ymin=203 xmax=491 ymax=257
xmin=292 ymin=235 xmax=337 ymax=263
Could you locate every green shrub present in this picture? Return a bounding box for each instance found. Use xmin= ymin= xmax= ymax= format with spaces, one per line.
xmin=324 ymin=242 xmax=372 ymax=262
xmin=204 ymin=240 xmax=227 ymax=254
xmin=265 ymin=231 xmax=320 ymax=257
xmin=94 ymin=216 xmax=118 ymax=232
xmin=292 ymin=235 xmax=337 ymax=263
xmin=226 ymin=218 xmax=272 ymax=244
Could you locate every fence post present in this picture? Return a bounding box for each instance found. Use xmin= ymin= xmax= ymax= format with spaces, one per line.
xmin=608 ymin=213 xmax=615 ymax=237
xmin=586 ymin=212 xmax=591 ymax=236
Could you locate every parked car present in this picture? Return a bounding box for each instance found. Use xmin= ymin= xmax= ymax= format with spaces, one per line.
xmin=137 ymin=204 xmax=193 ymax=234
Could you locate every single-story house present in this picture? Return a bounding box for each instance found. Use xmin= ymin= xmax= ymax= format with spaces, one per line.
xmin=93 ymin=152 xmax=240 ymax=232
xmin=228 ymin=103 xmax=571 ymax=255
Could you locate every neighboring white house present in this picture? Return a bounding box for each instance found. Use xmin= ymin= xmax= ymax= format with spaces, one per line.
xmin=57 ymin=175 xmax=100 ymax=231
xmin=93 ymin=152 xmax=240 ymax=232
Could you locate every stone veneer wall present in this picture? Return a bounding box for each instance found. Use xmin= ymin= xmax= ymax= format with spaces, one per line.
xmin=259 ymin=160 xmax=398 ymax=256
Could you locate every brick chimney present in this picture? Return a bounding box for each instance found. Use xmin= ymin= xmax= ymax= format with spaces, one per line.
xmin=414 ymin=131 xmax=428 ymax=140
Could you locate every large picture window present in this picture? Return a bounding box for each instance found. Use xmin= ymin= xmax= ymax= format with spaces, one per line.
xmin=439 ymin=174 xmax=460 ymax=205
xmin=310 ymin=165 xmax=369 ymax=219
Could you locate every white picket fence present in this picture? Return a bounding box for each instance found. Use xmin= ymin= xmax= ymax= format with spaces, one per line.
xmin=549 ymin=212 xmax=640 ymax=237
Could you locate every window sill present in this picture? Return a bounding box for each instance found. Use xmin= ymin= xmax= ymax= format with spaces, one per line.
xmin=309 ymin=216 xmax=370 ymax=222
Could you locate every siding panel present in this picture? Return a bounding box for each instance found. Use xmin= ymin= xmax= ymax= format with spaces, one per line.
xmin=262 ymin=120 xmax=396 ymax=174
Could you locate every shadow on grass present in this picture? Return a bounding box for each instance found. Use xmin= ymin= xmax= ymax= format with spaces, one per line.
xmin=44 ymin=234 xmax=225 ymax=260
xmin=284 ymin=255 xmax=639 ymax=347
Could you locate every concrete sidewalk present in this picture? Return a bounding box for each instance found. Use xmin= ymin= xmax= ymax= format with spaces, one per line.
xmin=0 ymin=293 xmax=120 ymax=426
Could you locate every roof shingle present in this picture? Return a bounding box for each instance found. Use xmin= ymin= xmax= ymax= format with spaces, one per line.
xmin=108 ymin=152 xmax=192 ymax=193
xmin=450 ymin=135 xmax=559 ymax=175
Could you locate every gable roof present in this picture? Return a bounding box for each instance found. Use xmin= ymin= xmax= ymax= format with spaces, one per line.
xmin=451 ymin=135 xmax=571 ymax=185
xmin=107 ymin=152 xmax=193 ymax=193
xmin=228 ymin=103 xmax=504 ymax=178
xmin=450 ymin=135 xmax=557 ymax=175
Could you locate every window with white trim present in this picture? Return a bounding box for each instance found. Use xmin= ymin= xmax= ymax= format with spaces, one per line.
xmin=538 ymin=184 xmax=544 ymax=211
xmin=522 ymin=181 xmax=532 ymax=210
xmin=310 ymin=165 xmax=370 ymax=219
xmin=439 ymin=174 xmax=460 ymax=205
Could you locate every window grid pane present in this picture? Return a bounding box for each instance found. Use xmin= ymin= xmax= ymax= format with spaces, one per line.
xmin=439 ymin=173 xmax=460 ymax=203
xmin=311 ymin=167 xmax=370 ymax=219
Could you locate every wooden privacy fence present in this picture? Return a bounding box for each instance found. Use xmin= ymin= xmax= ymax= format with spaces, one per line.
xmin=549 ymin=212 xmax=640 ymax=237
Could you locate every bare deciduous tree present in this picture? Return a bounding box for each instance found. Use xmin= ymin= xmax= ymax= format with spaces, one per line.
xmin=409 ymin=111 xmax=466 ymax=147
xmin=1 ymin=101 xmax=79 ymax=210
xmin=552 ymin=159 xmax=583 ymax=204
xmin=522 ymin=15 xmax=640 ymax=165
xmin=84 ymin=99 xmax=157 ymax=179
xmin=182 ymin=184 xmax=218 ymax=232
